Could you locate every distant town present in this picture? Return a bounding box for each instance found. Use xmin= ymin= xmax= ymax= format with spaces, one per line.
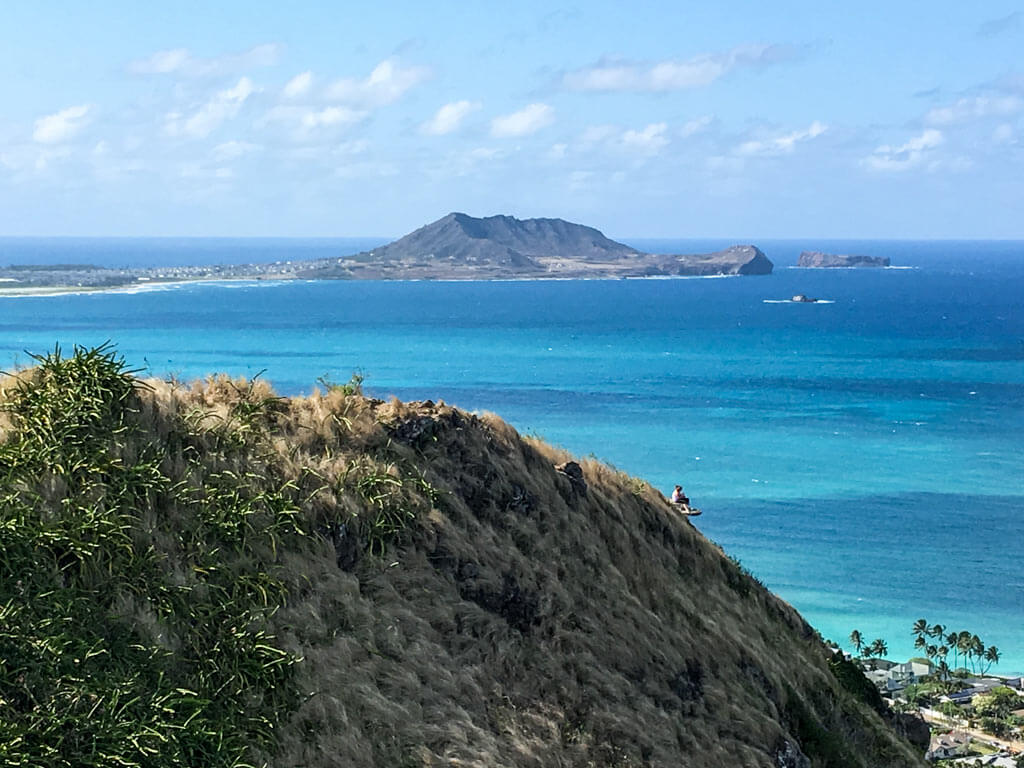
xmin=834 ymin=622 xmax=1023 ymax=765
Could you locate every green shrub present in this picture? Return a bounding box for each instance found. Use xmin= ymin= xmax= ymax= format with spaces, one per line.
xmin=0 ymin=345 xmax=304 ymax=767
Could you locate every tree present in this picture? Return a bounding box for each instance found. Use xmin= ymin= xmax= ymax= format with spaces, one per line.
xmin=979 ymin=716 xmax=1009 ymax=737
xmin=913 ymin=618 xmax=929 ymax=637
xmin=902 ymin=683 xmax=937 ymax=708
xmin=975 ymin=687 xmax=1018 ymax=719
xmin=869 ymin=638 xmax=888 ymax=661
xmin=957 ymin=632 xmax=974 ymax=674
xmin=947 ymin=632 xmax=960 ymax=670
xmin=849 ymin=629 xmax=864 ymax=656
xmin=982 ymin=645 xmax=1000 ymax=674
xmin=861 ymin=645 xmax=875 ymax=666
xmin=971 ymin=635 xmax=985 ymax=673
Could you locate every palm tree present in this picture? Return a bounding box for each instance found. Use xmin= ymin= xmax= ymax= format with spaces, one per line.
xmin=913 ymin=618 xmax=928 ymax=639
xmin=983 ymin=645 xmax=1000 ymax=674
xmin=914 ymin=634 xmax=927 ymax=650
xmin=868 ymin=638 xmax=888 ymax=665
xmin=957 ymin=632 xmax=973 ymax=674
xmin=861 ymin=644 xmax=876 ymax=669
xmin=946 ymin=632 xmax=960 ymax=670
xmin=930 ymin=623 xmax=945 ymax=640
xmin=849 ymin=629 xmax=864 ymax=656
xmin=937 ymin=659 xmax=951 ymax=687
xmin=971 ymin=635 xmax=984 ymax=674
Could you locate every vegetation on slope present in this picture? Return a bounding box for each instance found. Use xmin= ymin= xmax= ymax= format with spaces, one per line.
xmin=0 ymin=346 xmax=925 ymax=767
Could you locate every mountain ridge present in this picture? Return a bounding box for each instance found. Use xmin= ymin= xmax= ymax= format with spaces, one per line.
xmin=297 ymin=212 xmax=774 ymax=279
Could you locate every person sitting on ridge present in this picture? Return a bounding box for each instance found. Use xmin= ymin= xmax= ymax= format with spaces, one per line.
xmin=670 ymin=484 xmax=690 ymax=507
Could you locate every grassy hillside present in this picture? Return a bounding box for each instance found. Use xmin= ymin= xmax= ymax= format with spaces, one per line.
xmin=0 ymin=346 xmax=925 ymax=767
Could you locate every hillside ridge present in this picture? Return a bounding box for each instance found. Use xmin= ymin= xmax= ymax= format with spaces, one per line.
xmin=0 ymin=346 xmax=923 ymax=767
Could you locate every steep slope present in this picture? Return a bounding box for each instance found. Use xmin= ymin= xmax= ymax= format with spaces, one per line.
xmin=0 ymin=347 xmax=922 ymax=768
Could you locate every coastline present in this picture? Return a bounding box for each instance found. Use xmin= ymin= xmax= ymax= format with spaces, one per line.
xmin=0 ymin=277 xmax=293 ymax=299
xmin=0 ymin=247 xmax=1018 ymax=675
xmin=0 ymin=272 xmax=746 ymax=297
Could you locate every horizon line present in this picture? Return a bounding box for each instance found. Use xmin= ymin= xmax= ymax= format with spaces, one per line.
xmin=2 ymin=234 xmax=1024 ymax=243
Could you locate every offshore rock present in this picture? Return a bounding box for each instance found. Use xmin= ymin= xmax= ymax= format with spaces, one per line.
xmin=798 ymin=251 xmax=890 ymax=268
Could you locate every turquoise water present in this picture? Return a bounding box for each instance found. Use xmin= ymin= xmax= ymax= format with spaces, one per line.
xmin=1 ymin=238 xmax=1022 ymax=672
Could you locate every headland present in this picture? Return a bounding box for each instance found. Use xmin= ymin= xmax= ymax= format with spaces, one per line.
xmin=0 ymin=214 xmax=774 ymax=294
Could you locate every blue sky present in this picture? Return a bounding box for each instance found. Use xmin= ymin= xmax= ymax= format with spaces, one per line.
xmin=1 ymin=1 xmax=1022 ymax=238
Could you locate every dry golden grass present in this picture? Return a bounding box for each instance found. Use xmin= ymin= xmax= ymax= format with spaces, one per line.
xmin=0 ymin=354 xmax=926 ymax=767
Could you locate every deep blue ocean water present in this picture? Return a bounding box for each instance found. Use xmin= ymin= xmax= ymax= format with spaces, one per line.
xmin=1 ymin=237 xmax=1022 ymax=672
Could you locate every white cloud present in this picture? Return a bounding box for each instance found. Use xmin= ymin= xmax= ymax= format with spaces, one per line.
xmin=491 ymin=103 xmax=554 ymax=137
xmin=993 ymin=123 xmax=1015 ymax=144
xmin=33 ymin=105 xmax=92 ymax=144
xmin=336 ymin=159 xmax=400 ymax=179
xmin=131 ymin=48 xmax=191 ymax=74
xmin=925 ymin=95 xmax=1023 ymax=125
xmin=166 ymin=77 xmax=258 ymax=139
xmin=301 ymin=107 xmax=362 ymax=129
xmin=428 ymin=146 xmax=508 ymax=178
xmin=680 ymin=116 xmax=713 ymax=138
xmin=281 ymin=139 xmax=369 ymax=162
xmin=735 ymin=120 xmax=827 ymax=156
xmin=579 ymin=124 xmax=618 ymax=147
xmin=212 ymin=141 xmax=262 ymax=161
xmin=863 ymin=129 xmax=943 ymax=171
xmin=283 ymin=71 xmax=313 ymax=98
xmin=706 ymin=155 xmax=745 ymax=173
xmin=262 ymin=105 xmax=366 ymax=137
xmin=421 ymin=100 xmax=480 ymax=135
xmin=129 ymin=44 xmax=282 ymax=76
xmin=568 ymin=122 xmax=679 ymax=157
xmin=621 ymin=123 xmax=669 ymax=155
xmin=325 ymin=59 xmax=430 ymax=107
xmin=563 ymin=44 xmax=790 ymax=92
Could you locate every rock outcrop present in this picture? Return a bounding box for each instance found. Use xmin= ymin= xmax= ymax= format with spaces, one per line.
xmin=652 ymin=244 xmax=774 ymax=276
xmin=798 ymin=251 xmax=890 ymax=268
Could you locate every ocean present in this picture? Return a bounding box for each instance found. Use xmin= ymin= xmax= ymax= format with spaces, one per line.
xmin=1 ymin=237 xmax=1021 ymax=673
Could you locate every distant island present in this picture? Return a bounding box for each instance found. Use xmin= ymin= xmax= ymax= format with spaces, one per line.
xmin=296 ymin=213 xmax=774 ymax=280
xmin=798 ymin=251 xmax=890 ymax=268
xmin=0 ymin=214 xmax=773 ymax=293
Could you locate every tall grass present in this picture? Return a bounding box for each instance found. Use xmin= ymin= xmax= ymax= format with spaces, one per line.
xmin=0 ymin=345 xmax=925 ymax=768
xmin=0 ymin=346 xmax=306 ymax=767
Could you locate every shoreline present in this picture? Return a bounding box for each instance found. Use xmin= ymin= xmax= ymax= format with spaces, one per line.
xmin=0 ymin=277 xmax=292 ymax=298
xmin=0 ymin=272 xmax=748 ymax=297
